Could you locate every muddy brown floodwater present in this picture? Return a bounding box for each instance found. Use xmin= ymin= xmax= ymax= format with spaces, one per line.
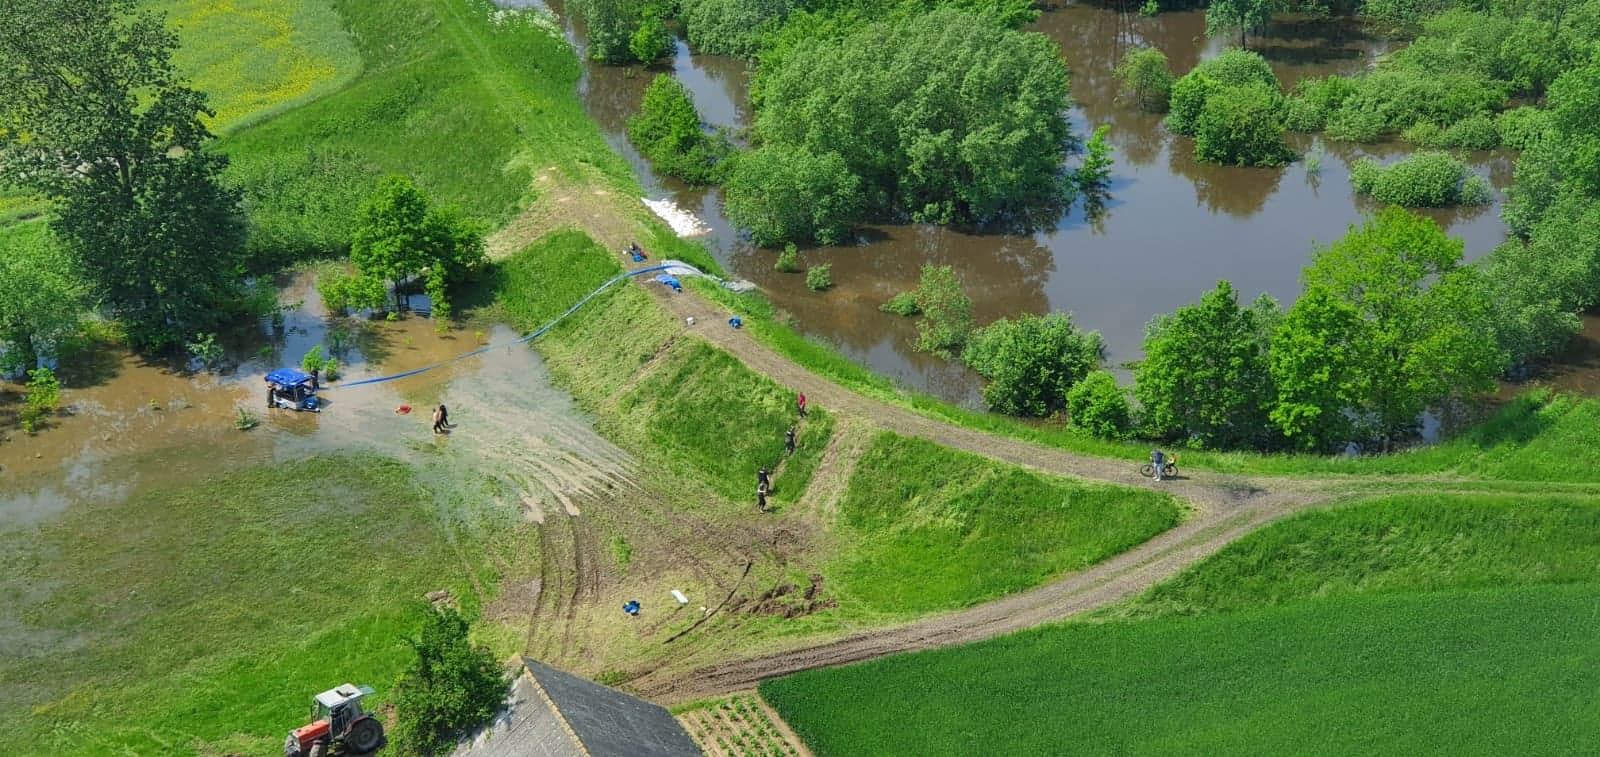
xmin=0 ymin=271 xmax=636 ymax=533
xmin=566 ymin=3 xmax=1514 ymax=405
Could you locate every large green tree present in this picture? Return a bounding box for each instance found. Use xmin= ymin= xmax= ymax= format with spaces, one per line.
xmin=962 ymin=313 xmax=1104 ymax=417
xmin=0 ymin=0 xmax=245 ymax=351
xmin=1135 ymin=281 xmax=1277 ymax=450
xmin=747 ymin=8 xmax=1075 ymax=238
xmin=350 ymin=176 xmax=485 ymax=314
xmin=627 ymin=75 xmax=730 ymax=185
xmin=1292 ymin=208 xmax=1504 ymax=446
xmin=0 ymin=227 xmax=83 ymax=373
xmin=723 ymin=146 xmax=863 ymax=246
xmin=391 ymin=607 xmax=507 ymax=756
xmin=1268 ymin=288 xmax=1367 ymax=451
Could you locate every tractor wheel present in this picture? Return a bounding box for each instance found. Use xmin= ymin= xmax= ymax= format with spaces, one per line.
xmin=346 ymin=717 xmax=384 ymax=754
xmin=307 ymin=742 xmax=326 ymax=757
xmin=283 ymin=734 xmax=302 ymax=757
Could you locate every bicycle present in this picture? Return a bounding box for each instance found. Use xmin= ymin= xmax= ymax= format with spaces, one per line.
xmin=1139 ymin=459 xmax=1178 ymax=480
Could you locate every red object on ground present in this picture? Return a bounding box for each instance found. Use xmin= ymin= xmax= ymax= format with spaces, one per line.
xmin=396 ymin=405 xmax=412 ymax=414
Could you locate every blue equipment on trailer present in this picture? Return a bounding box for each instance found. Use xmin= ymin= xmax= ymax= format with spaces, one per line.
xmin=266 ymin=368 xmax=321 ymax=412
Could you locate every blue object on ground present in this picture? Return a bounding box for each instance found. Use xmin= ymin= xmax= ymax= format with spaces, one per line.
xmin=728 ymin=317 xmax=743 ymax=329
xmin=653 ymin=273 xmax=683 ymax=292
xmin=623 ymin=599 xmax=641 ymax=616
xmin=631 ymin=252 xmax=646 ymax=262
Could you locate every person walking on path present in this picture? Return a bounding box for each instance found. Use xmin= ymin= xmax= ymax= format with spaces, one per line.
xmin=796 ymin=392 xmax=807 ymax=418
xmin=758 ymin=468 xmax=770 ymax=490
xmin=757 ymin=481 xmax=769 ymax=512
xmin=785 ymin=427 xmax=796 ymax=456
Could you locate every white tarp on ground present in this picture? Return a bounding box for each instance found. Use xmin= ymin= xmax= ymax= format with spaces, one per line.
xmin=642 ymin=197 xmax=710 ymax=237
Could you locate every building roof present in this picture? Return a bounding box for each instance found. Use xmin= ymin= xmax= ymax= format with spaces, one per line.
xmin=454 ymin=659 xmax=700 ymax=757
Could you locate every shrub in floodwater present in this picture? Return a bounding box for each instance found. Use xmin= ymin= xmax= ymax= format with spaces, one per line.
xmin=1350 ymin=151 xmax=1491 ymax=207
xmin=806 ymin=264 xmax=833 ymax=292
xmin=680 ymin=0 xmax=792 ymax=58
xmin=775 ymin=243 xmax=801 ymax=273
xmin=880 ymin=291 xmax=921 ymax=316
xmin=1167 ymin=49 xmax=1279 ymax=136
xmin=724 ymin=145 xmax=864 ymax=246
xmin=1193 ymin=83 xmax=1294 ymax=167
xmin=1305 ymin=147 xmax=1325 ymax=175
xmin=1497 ymin=106 xmax=1551 ymax=150
xmin=186 ymin=332 xmax=224 ymax=371
xmin=627 ymin=75 xmax=731 ymax=185
xmin=1115 ymin=48 xmax=1173 ymax=113
xmin=301 ymin=345 xmax=326 ymax=375
xmin=1066 ymin=370 xmax=1132 ymax=439
xmin=19 ymin=366 xmax=61 ymax=434
xmin=914 ymin=265 xmax=973 ymax=357
xmin=1404 ymin=113 xmax=1499 ymax=150
xmin=234 ymin=406 xmax=259 ymax=431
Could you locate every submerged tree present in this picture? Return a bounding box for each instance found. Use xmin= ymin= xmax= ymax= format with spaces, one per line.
xmin=0 ymin=0 xmax=245 ymax=351
xmin=350 ymin=176 xmax=486 ymax=316
xmin=963 ymin=312 xmax=1104 ymax=417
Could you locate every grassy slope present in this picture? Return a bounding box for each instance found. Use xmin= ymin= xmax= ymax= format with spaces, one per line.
xmin=831 ymin=433 xmax=1182 ymax=615
xmin=763 ymin=584 xmax=1600 ymax=756
xmin=0 ymin=455 xmax=517 ymax=755
xmin=765 ymin=493 xmax=1600 ymax=755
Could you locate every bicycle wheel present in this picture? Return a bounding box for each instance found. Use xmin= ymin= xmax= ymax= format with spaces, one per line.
xmin=1164 ymin=463 xmax=1178 ymax=478
xmin=1139 ymin=463 xmax=1154 ymax=477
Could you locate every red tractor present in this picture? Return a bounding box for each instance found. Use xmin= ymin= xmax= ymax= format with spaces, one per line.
xmin=284 ymin=683 xmax=385 ymax=756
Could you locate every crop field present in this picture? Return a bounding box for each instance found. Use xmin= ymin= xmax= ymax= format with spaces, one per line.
xmin=829 ymin=433 xmax=1183 ymax=615
xmin=150 ymin=0 xmax=362 ymax=133
xmin=764 ymin=492 xmax=1600 ymax=754
xmin=0 ymin=454 xmax=522 ymax=754
xmin=677 ymin=693 xmax=807 ymax=757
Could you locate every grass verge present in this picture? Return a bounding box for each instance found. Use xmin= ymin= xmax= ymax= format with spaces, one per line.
xmin=763 ymin=583 xmax=1600 ymax=755
xmin=829 ymin=433 xmax=1183 ymax=615
xmin=0 ymin=454 xmax=513 ymax=755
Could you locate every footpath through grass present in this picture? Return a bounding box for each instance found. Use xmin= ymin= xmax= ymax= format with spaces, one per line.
xmin=831 ymin=433 xmax=1182 ymax=615
xmin=763 ymin=583 xmax=1600 ymax=756
xmin=0 ymin=454 xmax=514 ymax=755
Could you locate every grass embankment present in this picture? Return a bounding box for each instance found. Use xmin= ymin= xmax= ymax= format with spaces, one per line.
xmin=831 ymin=433 xmax=1182 ymax=615
xmin=481 ymin=229 xmax=830 ymax=507
xmin=764 ymin=493 xmax=1600 ymax=755
xmin=0 ymin=455 xmax=520 ymax=755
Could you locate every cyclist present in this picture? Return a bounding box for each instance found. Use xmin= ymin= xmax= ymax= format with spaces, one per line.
xmin=1151 ymin=448 xmax=1165 ymax=481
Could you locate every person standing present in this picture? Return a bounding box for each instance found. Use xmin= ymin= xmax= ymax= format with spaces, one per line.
xmin=432 ymin=405 xmax=447 ymax=434
xmin=1151 ymin=448 xmax=1165 ymax=481
xmin=796 ymin=392 xmax=807 ymax=418
xmin=757 ymin=481 xmax=769 ymax=512
xmin=758 ymin=468 xmax=770 ymax=489
xmin=785 ymin=427 xmax=796 ymax=456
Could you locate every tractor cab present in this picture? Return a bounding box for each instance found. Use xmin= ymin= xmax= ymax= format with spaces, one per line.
xmin=266 ymin=368 xmax=321 ymax=412
xmin=285 ymin=684 xmax=383 ymax=757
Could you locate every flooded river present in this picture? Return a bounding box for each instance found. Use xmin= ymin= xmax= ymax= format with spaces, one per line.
xmin=567 ymin=3 xmax=1513 ymax=404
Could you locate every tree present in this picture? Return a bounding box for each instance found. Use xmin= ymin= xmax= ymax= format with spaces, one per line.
xmin=0 ymin=0 xmax=246 ymax=351
xmin=963 ymin=313 xmax=1105 ymax=417
xmin=1166 ymin=49 xmax=1279 ymax=136
xmin=18 ymin=366 xmax=61 ymax=434
xmin=629 ymin=7 xmax=673 ymax=64
xmin=1066 ymin=370 xmax=1132 ymax=439
xmin=724 ymin=146 xmax=864 ymax=246
xmin=1206 ymin=0 xmax=1276 ymax=45
xmin=1193 ymin=83 xmax=1294 ymax=166
xmin=574 ymin=0 xmax=646 ymax=64
xmin=1114 ymin=48 xmax=1174 ymax=113
xmin=1077 ymin=125 xmax=1115 ymax=214
xmin=913 ymin=265 xmax=974 ymax=357
xmin=627 ymin=75 xmax=730 ymax=185
xmin=1268 ymin=288 xmax=1367 ymax=451
xmin=350 ymin=176 xmax=485 ymax=314
xmin=1298 ymin=208 xmax=1505 ymax=444
xmin=681 ymin=0 xmax=792 ymax=57
xmin=391 ymin=607 xmax=508 ymax=756
xmin=0 ymin=228 xmax=82 ymax=374
xmin=752 ymin=8 xmax=1075 ymax=230
xmin=1135 ymin=281 xmax=1277 ymax=449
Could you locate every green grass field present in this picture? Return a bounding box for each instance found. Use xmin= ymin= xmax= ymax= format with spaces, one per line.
xmin=830 ymin=433 xmax=1182 ymax=615
xmin=151 ymin=0 xmax=362 ymax=134
xmin=0 ymin=454 xmax=520 ymax=755
xmin=763 ymin=583 xmax=1600 ymax=756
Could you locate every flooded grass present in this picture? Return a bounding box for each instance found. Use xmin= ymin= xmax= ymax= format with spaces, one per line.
xmin=0 ymin=455 xmax=498 ymax=754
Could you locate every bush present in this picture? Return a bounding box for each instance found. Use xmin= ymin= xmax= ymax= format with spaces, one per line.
xmin=1405 ymin=113 xmax=1499 ymax=149
xmin=18 ymin=366 xmax=60 ymax=434
xmin=1282 ymin=76 xmax=1357 ymax=133
xmin=753 ymin=8 xmax=1075 ymax=228
xmin=1497 ymin=106 xmax=1551 ymax=150
xmin=724 ymin=146 xmax=864 ymax=246
xmin=806 ymin=264 xmax=833 ymax=291
xmin=390 ymin=607 xmax=508 ymax=756
xmin=1077 ymin=125 xmax=1114 ymax=206
xmin=1350 ymin=152 xmax=1491 ymax=207
xmin=317 ymin=267 xmax=388 ymax=316
xmin=628 ymin=9 xmax=673 ymax=64
xmin=914 ymin=264 xmax=973 ymax=357
xmin=1166 ymin=49 xmax=1279 ymax=136
xmin=1193 ymin=83 xmax=1294 ymax=166
xmin=1325 ymin=69 xmax=1507 ymax=143
xmin=574 ymin=0 xmax=648 ymax=64
xmin=1115 ymin=48 xmax=1173 ymax=112
xmin=681 ymin=0 xmax=791 ymax=57
xmin=963 ymin=313 xmax=1105 ymax=417
xmin=1066 ymin=370 xmax=1132 ymax=439
xmin=627 ymin=75 xmax=730 ymax=185
xmin=775 ymin=242 xmax=801 ymax=273
xmin=880 ymin=291 xmax=921 ymax=316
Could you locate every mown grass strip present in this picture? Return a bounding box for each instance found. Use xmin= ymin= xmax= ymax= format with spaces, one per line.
xmin=764 ymin=583 xmax=1600 ymax=756
xmin=828 ymin=433 xmax=1182 ymax=615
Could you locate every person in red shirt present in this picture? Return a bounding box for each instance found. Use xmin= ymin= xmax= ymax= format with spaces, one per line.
xmin=796 ymin=392 xmax=807 ymax=418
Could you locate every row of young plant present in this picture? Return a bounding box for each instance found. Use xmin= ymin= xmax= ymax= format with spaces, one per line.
xmin=596 ymin=0 xmax=1095 ymax=246
xmin=891 ymin=207 xmax=1514 ymax=453
xmin=0 ymin=1 xmax=487 ymax=374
